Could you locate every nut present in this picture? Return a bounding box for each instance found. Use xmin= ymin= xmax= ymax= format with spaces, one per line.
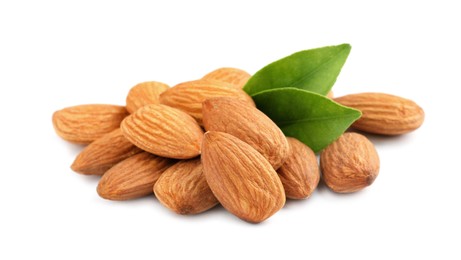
xmin=159 ymin=79 xmax=255 ymax=125
xmin=201 ymin=131 xmax=285 ymax=223
xmin=52 ymin=104 xmax=128 ymax=143
xmin=320 ymin=132 xmax=380 ymax=193
xmin=154 ymin=159 xmax=218 ymax=215
xmin=202 ymin=97 xmax=289 ymax=169
xmin=126 ymin=81 xmax=169 ymax=113
xmin=202 ymin=67 xmax=251 ymax=89
xmin=335 ymin=92 xmax=424 ymax=135
xmin=277 ymin=137 xmax=320 ymax=199
xmin=121 ymin=104 xmax=204 ymax=159
xmin=71 ymin=128 xmax=142 ymax=175
xmin=97 ymin=152 xmax=175 ymax=200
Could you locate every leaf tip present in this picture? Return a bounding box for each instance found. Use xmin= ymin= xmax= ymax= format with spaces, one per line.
xmin=339 ymin=43 xmax=352 ymax=50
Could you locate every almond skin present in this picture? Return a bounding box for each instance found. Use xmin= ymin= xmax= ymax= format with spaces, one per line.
xmin=71 ymin=128 xmax=142 ymax=175
xmin=52 ymin=104 xmax=128 ymax=143
xmin=121 ymin=104 xmax=204 ymax=159
xmin=320 ymin=132 xmax=380 ymax=193
xmin=201 ymin=131 xmax=285 ymax=223
xmin=159 ymin=79 xmax=255 ymax=125
xmin=154 ymin=159 xmax=218 ymax=215
xmin=202 ymin=67 xmax=251 ymax=89
xmin=126 ymin=81 xmax=169 ymax=113
xmin=335 ymin=92 xmax=424 ymax=135
xmin=277 ymin=137 xmax=320 ymax=199
xmin=97 ymin=152 xmax=176 ymax=200
xmin=202 ymin=97 xmax=289 ymax=169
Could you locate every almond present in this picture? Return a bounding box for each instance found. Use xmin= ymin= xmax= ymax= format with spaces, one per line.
xmin=97 ymin=152 xmax=176 ymax=200
xmin=335 ymin=92 xmax=424 ymax=135
xmin=202 ymin=97 xmax=289 ymax=169
xmin=71 ymin=128 xmax=142 ymax=175
xmin=277 ymin=137 xmax=320 ymax=199
xmin=202 ymin=67 xmax=251 ymax=89
xmin=121 ymin=104 xmax=204 ymax=159
xmin=154 ymin=159 xmax=218 ymax=215
xmin=201 ymin=131 xmax=285 ymax=223
xmin=159 ymin=79 xmax=255 ymax=125
xmin=126 ymin=81 xmax=169 ymax=113
xmin=52 ymin=104 xmax=128 ymax=143
xmin=320 ymin=132 xmax=380 ymax=193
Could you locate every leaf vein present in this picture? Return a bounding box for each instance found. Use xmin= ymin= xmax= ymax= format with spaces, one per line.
xmin=286 ymin=46 xmax=349 ymax=90
xmin=277 ymin=113 xmax=358 ymax=127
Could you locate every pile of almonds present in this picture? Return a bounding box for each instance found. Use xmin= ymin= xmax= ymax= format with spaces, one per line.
xmin=52 ymin=67 xmax=424 ymax=223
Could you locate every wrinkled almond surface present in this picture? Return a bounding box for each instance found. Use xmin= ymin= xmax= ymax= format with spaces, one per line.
xmin=52 ymin=104 xmax=128 ymax=143
xmin=335 ymin=92 xmax=424 ymax=135
xmin=97 ymin=152 xmax=176 ymax=200
xmin=121 ymin=104 xmax=204 ymax=159
xmin=154 ymin=159 xmax=218 ymax=215
xmin=202 ymin=97 xmax=289 ymax=169
xmin=277 ymin=137 xmax=320 ymax=199
xmin=320 ymin=132 xmax=380 ymax=193
xmin=71 ymin=128 xmax=142 ymax=175
xmin=126 ymin=81 xmax=169 ymax=113
xmin=201 ymin=131 xmax=285 ymax=223
xmin=159 ymin=79 xmax=255 ymax=125
xmin=202 ymin=67 xmax=251 ymax=89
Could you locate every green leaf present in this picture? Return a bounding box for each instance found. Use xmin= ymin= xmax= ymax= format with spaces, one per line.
xmin=243 ymin=44 xmax=351 ymax=96
xmin=252 ymin=88 xmax=361 ymax=153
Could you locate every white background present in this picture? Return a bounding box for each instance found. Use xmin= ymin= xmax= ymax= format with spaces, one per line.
xmin=1 ymin=0 xmax=460 ymax=259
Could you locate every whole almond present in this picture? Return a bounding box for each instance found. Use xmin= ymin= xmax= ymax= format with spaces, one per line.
xmin=335 ymin=92 xmax=424 ymax=135
xmin=154 ymin=159 xmax=218 ymax=215
xmin=71 ymin=128 xmax=142 ymax=175
xmin=320 ymin=132 xmax=380 ymax=193
xmin=52 ymin=104 xmax=128 ymax=143
xmin=159 ymin=79 xmax=255 ymax=125
xmin=201 ymin=131 xmax=285 ymax=223
xmin=126 ymin=81 xmax=169 ymax=113
xmin=202 ymin=97 xmax=289 ymax=169
xmin=121 ymin=104 xmax=204 ymax=159
xmin=97 ymin=152 xmax=176 ymax=200
xmin=202 ymin=67 xmax=251 ymax=89
xmin=277 ymin=137 xmax=320 ymax=199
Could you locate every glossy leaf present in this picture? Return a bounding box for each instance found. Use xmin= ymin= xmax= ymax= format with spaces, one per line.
xmin=244 ymin=44 xmax=351 ymax=96
xmin=252 ymin=88 xmax=361 ymax=153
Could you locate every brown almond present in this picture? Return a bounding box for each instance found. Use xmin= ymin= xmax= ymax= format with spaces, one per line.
xmin=202 ymin=97 xmax=289 ymax=169
xmin=97 ymin=152 xmax=176 ymax=200
xmin=154 ymin=159 xmax=218 ymax=215
xmin=201 ymin=131 xmax=285 ymax=223
xmin=335 ymin=92 xmax=424 ymax=135
xmin=320 ymin=132 xmax=380 ymax=193
xmin=52 ymin=104 xmax=128 ymax=143
xmin=277 ymin=137 xmax=320 ymax=199
xmin=159 ymin=79 xmax=255 ymax=125
xmin=71 ymin=128 xmax=142 ymax=175
xmin=202 ymin=67 xmax=251 ymax=89
xmin=121 ymin=104 xmax=204 ymax=159
xmin=126 ymin=81 xmax=169 ymax=113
